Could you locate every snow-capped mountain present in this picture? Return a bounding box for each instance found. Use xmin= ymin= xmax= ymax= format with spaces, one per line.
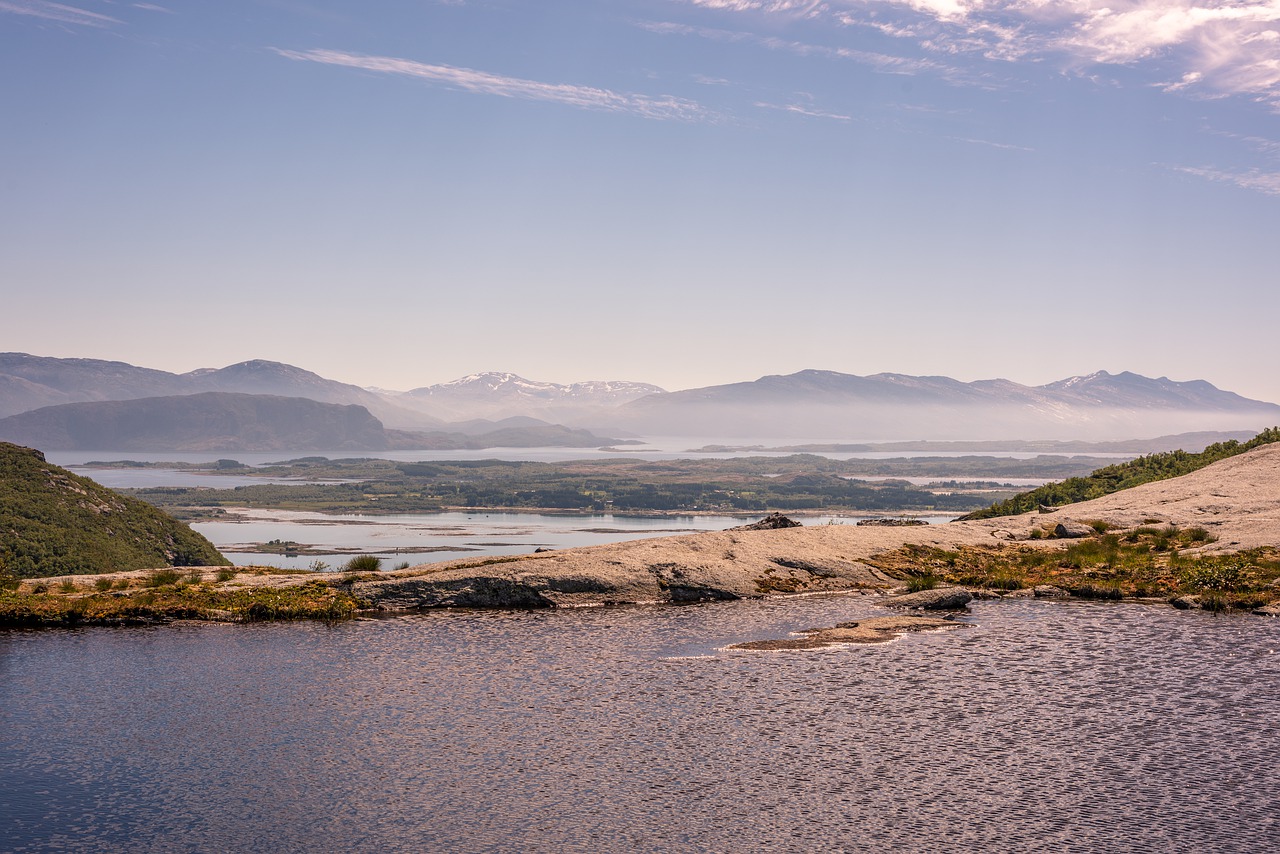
xmin=397 ymin=372 xmax=665 ymax=421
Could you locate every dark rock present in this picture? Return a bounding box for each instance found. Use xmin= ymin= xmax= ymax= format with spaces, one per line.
xmin=1054 ymin=521 xmax=1096 ymax=539
xmin=884 ymin=586 xmax=973 ymax=610
xmin=1252 ymin=602 xmax=1280 ymax=617
xmin=731 ymin=513 xmax=802 ymax=531
xmin=1170 ymin=595 xmax=1203 ymax=610
xmin=1033 ymin=584 xmax=1071 ymax=599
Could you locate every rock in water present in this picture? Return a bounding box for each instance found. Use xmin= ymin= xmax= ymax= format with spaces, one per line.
xmin=884 ymin=587 xmax=973 ymax=610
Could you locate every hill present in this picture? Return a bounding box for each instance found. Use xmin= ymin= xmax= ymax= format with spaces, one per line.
xmin=0 ymin=392 xmax=394 ymax=452
xmin=0 ymin=442 xmax=228 ymax=579
xmin=961 ymin=428 xmax=1280 ymax=519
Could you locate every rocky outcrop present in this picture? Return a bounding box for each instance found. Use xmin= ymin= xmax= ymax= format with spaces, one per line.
xmin=731 ymin=513 xmax=802 ymax=531
xmin=884 ymin=586 xmax=973 ymax=610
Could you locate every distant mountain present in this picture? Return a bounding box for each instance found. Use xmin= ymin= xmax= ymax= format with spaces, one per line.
xmin=0 ymin=354 xmax=439 ymax=430
xmin=0 ymin=442 xmax=228 ymax=578
xmin=396 ymin=372 xmax=665 ymax=421
xmin=615 ymin=370 xmax=1280 ymax=440
xmin=0 ymin=393 xmax=628 ymax=452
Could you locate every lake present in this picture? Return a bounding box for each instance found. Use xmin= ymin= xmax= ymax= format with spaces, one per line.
xmin=2 ymin=597 xmax=1277 ymax=852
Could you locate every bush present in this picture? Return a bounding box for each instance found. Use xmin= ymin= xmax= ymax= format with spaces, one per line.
xmin=342 ymin=555 xmax=382 ymax=572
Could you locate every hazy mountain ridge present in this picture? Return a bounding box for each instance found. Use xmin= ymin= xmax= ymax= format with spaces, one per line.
xmin=0 ymin=393 xmax=627 ymax=452
xmin=2 ymin=355 xmax=1277 ymax=443
xmin=616 ymin=370 xmax=1280 ymax=440
xmin=0 ymin=354 xmax=438 ymax=430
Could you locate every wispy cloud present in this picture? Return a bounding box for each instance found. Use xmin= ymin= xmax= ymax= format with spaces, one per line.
xmin=274 ymin=48 xmax=708 ymax=121
xmin=755 ymin=100 xmax=853 ymax=120
xmin=1174 ymin=164 xmax=1280 ymax=194
xmin=0 ymin=0 xmax=118 ymax=26
xmin=639 ymin=20 xmax=968 ymax=80
xmin=949 ymin=135 xmax=1034 ymax=151
xmin=692 ymin=1 xmax=1280 ymax=108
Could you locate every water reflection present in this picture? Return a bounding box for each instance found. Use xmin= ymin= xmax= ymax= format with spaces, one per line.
xmin=2 ymin=598 xmax=1278 ymax=852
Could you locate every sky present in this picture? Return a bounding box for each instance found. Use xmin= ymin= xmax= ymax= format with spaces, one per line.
xmin=1 ymin=1 xmax=1278 ymax=401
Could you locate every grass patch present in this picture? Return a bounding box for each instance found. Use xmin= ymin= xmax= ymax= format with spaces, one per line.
xmin=342 ymin=555 xmax=382 ymax=573
xmin=868 ymin=526 xmax=1280 ymax=608
xmin=215 ymin=568 xmax=238 ymax=582
xmin=143 ymin=569 xmax=182 ymax=588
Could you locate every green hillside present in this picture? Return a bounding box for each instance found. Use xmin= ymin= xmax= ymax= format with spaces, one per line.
xmin=0 ymin=442 xmax=229 ymax=578
xmin=960 ymin=427 xmax=1280 ymax=520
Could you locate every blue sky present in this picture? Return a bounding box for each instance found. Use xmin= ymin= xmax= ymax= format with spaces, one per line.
xmin=2 ymin=1 xmax=1278 ymax=401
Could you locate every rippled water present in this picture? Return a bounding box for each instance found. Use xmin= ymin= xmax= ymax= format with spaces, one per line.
xmin=3 ymin=598 xmax=1278 ymax=852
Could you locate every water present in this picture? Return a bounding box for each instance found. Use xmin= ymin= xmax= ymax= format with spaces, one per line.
xmin=2 ymin=598 xmax=1277 ymax=852
xmin=44 ymin=439 xmax=1134 ymax=469
xmin=193 ymin=510 xmax=956 ymax=569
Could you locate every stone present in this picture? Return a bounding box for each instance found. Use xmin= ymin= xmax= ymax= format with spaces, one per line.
xmin=1169 ymin=595 xmax=1203 ymax=610
xmin=1054 ymin=521 xmax=1096 ymax=539
xmin=1033 ymin=584 xmax=1070 ymax=599
xmin=1252 ymin=602 xmax=1280 ymax=617
xmin=884 ymin=586 xmax=973 ymax=610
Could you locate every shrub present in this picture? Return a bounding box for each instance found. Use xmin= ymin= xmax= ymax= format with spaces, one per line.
xmin=342 ymin=555 xmax=382 ymax=572
xmin=144 ymin=569 xmax=181 ymax=588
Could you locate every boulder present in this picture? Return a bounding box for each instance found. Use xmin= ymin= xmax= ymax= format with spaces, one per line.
xmin=1054 ymin=521 xmax=1096 ymax=539
xmin=884 ymin=586 xmax=973 ymax=610
xmin=1169 ymin=595 xmax=1203 ymax=610
xmin=1252 ymin=602 xmax=1280 ymax=617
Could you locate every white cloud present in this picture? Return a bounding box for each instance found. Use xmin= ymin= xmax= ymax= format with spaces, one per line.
xmin=640 ymin=20 xmax=964 ymax=78
xmin=0 ymin=0 xmax=118 ymax=26
xmin=1174 ymin=164 xmax=1280 ymax=193
xmin=683 ymin=1 xmax=1280 ymax=106
xmin=755 ymin=100 xmax=854 ymax=119
xmin=684 ymin=0 xmax=829 ymax=15
xmin=274 ymin=49 xmax=708 ymax=121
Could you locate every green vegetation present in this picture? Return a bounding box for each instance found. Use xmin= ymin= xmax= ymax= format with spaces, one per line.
xmin=0 ymin=442 xmax=230 ymax=580
xmin=872 ymin=525 xmax=1280 ymax=609
xmin=961 ymin=428 xmax=1280 ymax=520
xmin=0 ymin=575 xmax=361 ymax=627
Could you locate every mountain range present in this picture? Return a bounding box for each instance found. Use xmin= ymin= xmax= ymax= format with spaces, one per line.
xmin=1 ymin=353 xmax=1277 ymax=447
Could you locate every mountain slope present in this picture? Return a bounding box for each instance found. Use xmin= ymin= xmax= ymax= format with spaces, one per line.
xmin=0 ymin=442 xmax=229 ymax=578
